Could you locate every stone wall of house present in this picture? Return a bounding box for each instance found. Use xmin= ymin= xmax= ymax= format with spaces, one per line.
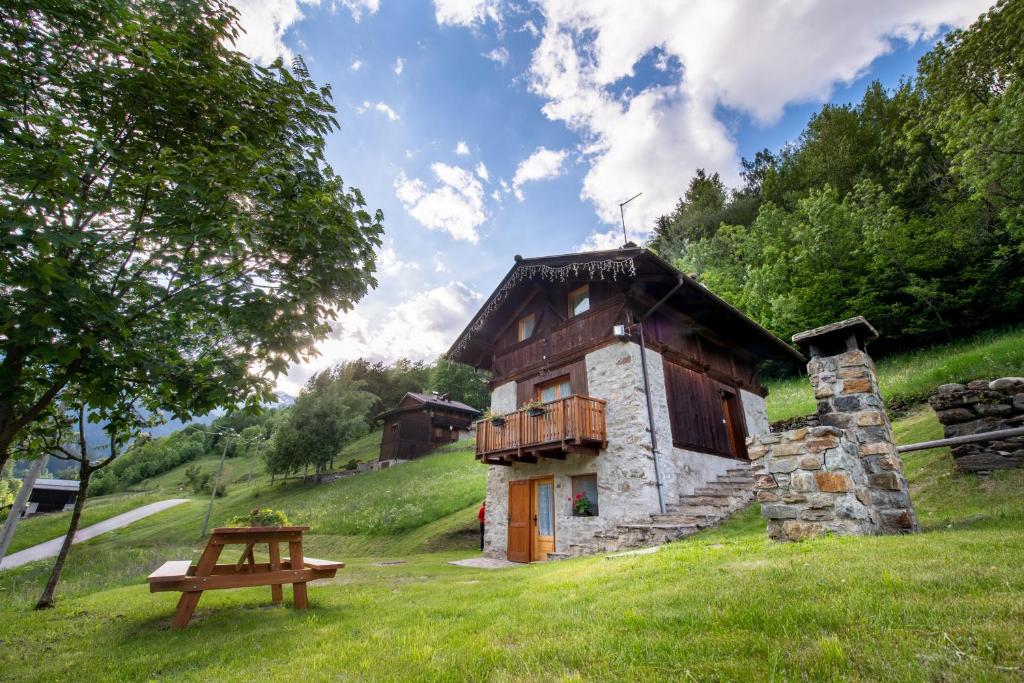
xmin=749 ymin=345 xmax=918 ymax=541
xmin=748 ymin=426 xmax=873 ymax=540
xmin=484 ymin=340 xmax=758 ymax=559
xmin=928 ymin=378 xmax=1024 ymax=472
xmin=483 ymin=344 xmax=665 ymax=559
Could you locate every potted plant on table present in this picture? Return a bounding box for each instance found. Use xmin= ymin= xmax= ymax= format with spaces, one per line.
xmin=572 ymin=493 xmax=594 ymax=517
xmin=522 ymin=399 xmax=547 ymax=417
xmin=483 ymin=409 xmax=506 ymax=427
xmin=226 ymin=507 xmax=291 ymax=528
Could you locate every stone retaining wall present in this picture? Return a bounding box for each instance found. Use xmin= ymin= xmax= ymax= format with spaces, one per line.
xmin=928 ymin=378 xmax=1024 ymax=472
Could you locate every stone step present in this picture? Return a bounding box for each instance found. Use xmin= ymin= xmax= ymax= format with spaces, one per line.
xmin=678 ymin=494 xmax=734 ymax=506
xmin=715 ymin=476 xmax=755 ymax=485
xmin=618 ymin=523 xmax=700 ymax=531
xmin=694 ymin=486 xmax=749 ymax=497
xmin=649 ymin=514 xmax=704 ymax=526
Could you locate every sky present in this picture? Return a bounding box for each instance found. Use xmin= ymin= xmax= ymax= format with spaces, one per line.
xmin=227 ymin=0 xmax=994 ymax=396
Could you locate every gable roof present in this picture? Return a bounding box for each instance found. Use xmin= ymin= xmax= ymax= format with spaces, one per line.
xmin=378 ymin=392 xmax=481 ymax=420
xmin=446 ymin=246 xmax=803 ymax=366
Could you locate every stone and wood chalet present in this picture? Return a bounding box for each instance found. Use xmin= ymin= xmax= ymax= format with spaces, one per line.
xmin=446 ymin=247 xmax=804 ymax=561
xmin=377 ymin=392 xmax=480 ymax=463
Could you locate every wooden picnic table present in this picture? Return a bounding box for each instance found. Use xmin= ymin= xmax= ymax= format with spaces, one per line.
xmin=147 ymin=525 xmax=343 ymax=629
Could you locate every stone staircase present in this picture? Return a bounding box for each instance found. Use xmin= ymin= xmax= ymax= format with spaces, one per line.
xmin=553 ymin=463 xmax=761 ymax=558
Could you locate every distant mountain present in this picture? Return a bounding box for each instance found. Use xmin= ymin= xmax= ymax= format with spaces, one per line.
xmin=271 ymin=391 xmax=296 ymax=407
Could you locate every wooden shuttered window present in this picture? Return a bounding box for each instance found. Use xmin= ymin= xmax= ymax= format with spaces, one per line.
xmin=663 ymin=360 xmax=734 ymax=456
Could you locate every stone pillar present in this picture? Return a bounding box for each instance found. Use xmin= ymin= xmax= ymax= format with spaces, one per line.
xmin=749 ymin=316 xmax=919 ymax=540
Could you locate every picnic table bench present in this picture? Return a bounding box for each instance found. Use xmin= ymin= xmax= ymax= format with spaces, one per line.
xmin=147 ymin=525 xmax=343 ymax=629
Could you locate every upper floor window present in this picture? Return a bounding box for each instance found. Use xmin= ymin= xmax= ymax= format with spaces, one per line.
xmin=568 ymin=285 xmax=590 ymax=318
xmin=517 ymin=313 xmax=536 ymax=342
xmin=536 ymin=375 xmax=571 ymax=402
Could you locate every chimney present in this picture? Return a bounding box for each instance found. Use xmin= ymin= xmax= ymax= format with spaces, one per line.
xmin=792 ymin=317 xmax=919 ymax=534
xmin=747 ymin=317 xmax=919 ymax=540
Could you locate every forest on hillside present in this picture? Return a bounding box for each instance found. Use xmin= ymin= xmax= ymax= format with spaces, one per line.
xmin=81 ymin=356 xmax=488 ymax=495
xmin=650 ymin=0 xmax=1023 ymax=354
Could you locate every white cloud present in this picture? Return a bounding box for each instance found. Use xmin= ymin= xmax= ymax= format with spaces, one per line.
xmin=394 ymin=57 xmax=405 ymax=76
xmin=230 ymin=0 xmax=318 ymax=65
xmin=576 ymin=228 xmax=625 ymax=253
xmin=518 ymin=0 xmax=991 ymax=244
xmin=376 ymin=240 xmax=420 ymax=276
xmin=278 ymin=282 xmax=484 ymax=393
xmin=395 ymin=163 xmax=487 ymax=242
xmin=229 ymin=0 xmax=382 ymax=64
xmin=350 ymin=57 xmax=363 ymax=71
xmin=359 ymin=100 xmax=400 ymax=121
xmin=331 ymin=283 xmax=484 ymax=362
xmin=475 ymin=161 xmax=489 ymax=182
xmin=434 ymin=252 xmax=449 ymax=273
xmin=511 ymin=146 xmax=568 ymax=200
xmin=434 ymin=0 xmax=501 ymax=27
xmin=333 ymin=0 xmax=379 ymax=22
xmin=483 ymin=46 xmax=510 ymax=66
xmin=455 ymin=141 xmax=471 ymax=156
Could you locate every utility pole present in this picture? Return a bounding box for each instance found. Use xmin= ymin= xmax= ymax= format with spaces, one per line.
xmin=0 ymin=454 xmax=48 ymax=561
xmin=247 ymin=436 xmax=264 ymax=486
xmin=619 ymin=192 xmax=642 ymax=245
xmin=200 ymin=430 xmax=233 ymax=539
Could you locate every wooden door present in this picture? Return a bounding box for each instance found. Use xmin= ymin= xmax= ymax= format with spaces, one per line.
xmin=507 ymin=480 xmax=531 ymax=563
xmin=721 ymin=390 xmax=748 ymax=459
xmin=531 ymin=477 xmax=556 ymax=561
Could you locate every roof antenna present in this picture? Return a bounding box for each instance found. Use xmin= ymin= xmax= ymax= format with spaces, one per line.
xmin=619 ymin=192 xmax=642 ymax=247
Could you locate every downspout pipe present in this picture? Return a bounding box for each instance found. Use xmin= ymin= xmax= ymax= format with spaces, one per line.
xmin=634 ymin=276 xmax=685 ymax=515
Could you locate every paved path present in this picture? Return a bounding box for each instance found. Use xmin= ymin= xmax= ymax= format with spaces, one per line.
xmin=449 ymin=557 xmax=521 ymax=569
xmin=0 ymin=498 xmax=189 ymax=570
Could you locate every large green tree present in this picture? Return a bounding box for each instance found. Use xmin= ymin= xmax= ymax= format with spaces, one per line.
xmin=650 ymin=0 xmax=1024 ymax=352
xmin=267 ymin=369 xmax=374 ymax=479
xmin=0 ymin=0 xmax=383 ymax=474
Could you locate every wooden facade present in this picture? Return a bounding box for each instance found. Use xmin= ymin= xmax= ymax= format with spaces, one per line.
xmin=448 ymin=248 xmax=803 ymax=464
xmin=377 ymin=393 xmax=481 ymax=462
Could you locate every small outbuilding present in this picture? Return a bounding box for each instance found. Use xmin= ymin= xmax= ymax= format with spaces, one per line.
xmin=378 ymin=392 xmax=481 ymax=463
xmin=27 ymin=478 xmax=80 ymax=515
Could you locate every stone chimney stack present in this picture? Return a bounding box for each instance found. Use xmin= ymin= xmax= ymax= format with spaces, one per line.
xmin=749 ymin=317 xmax=919 ymax=541
xmin=794 ymin=317 xmax=918 ymax=534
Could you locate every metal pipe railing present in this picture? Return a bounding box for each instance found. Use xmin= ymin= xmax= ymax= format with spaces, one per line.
xmin=897 ymin=426 xmax=1024 ymax=453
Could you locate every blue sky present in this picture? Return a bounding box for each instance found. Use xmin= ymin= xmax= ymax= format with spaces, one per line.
xmin=228 ymin=0 xmax=993 ymax=394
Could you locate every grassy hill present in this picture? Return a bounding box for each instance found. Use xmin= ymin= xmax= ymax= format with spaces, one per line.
xmin=1 ymin=337 xmax=1022 ymax=680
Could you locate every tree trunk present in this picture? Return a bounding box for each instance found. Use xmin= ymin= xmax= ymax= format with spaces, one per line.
xmin=35 ymin=462 xmax=91 ymax=610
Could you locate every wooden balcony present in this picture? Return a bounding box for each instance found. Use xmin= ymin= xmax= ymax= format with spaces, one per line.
xmin=475 ymin=395 xmax=608 ymax=466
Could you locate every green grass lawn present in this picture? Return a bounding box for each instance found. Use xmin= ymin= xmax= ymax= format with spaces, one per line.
xmin=764 ymin=326 xmax=1024 ymax=422
xmin=1 ymin=407 xmax=1022 ymax=681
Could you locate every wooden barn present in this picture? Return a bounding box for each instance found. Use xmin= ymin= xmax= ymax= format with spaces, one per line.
xmin=377 ymin=392 xmax=481 ymax=462
xmin=447 ymin=246 xmax=803 ymax=561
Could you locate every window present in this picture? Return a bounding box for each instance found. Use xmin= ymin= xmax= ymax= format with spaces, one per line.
xmin=517 ymin=313 xmax=536 ymax=342
xmin=663 ymin=360 xmax=746 ymax=457
xmin=536 ymin=375 xmax=571 ymax=402
xmin=571 ymin=474 xmax=598 ymax=516
xmin=568 ymin=285 xmax=590 ymax=317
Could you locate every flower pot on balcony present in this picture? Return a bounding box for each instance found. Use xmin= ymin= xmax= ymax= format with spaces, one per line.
xmin=490 ymin=417 xmax=506 ymax=427
xmin=527 ymin=408 xmax=546 ymax=417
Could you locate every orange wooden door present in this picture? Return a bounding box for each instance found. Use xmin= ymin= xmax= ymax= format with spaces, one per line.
xmin=531 ymin=477 xmax=555 ymax=561
xmin=507 ymin=480 xmax=531 ymax=563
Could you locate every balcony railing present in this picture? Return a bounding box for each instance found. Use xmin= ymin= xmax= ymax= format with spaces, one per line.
xmin=475 ymin=395 xmax=607 ymax=465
